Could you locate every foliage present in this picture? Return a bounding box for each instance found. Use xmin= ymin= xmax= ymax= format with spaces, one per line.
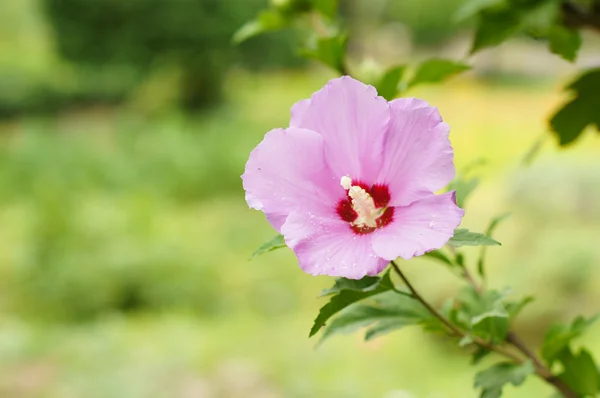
xmin=0 ymin=0 xmax=301 ymax=116
xmin=474 ymin=361 xmax=535 ymax=398
xmin=309 ymin=271 xmax=396 ymax=336
xmin=251 ymin=234 xmax=286 ymax=258
xmin=250 ymin=132 xmax=597 ymax=398
xmin=541 ymin=315 xmax=599 ymax=364
xmin=550 ymin=68 xmax=600 ymax=146
xmin=461 ymin=0 xmax=597 ymax=146
xmin=318 ymin=290 xmax=437 ymax=344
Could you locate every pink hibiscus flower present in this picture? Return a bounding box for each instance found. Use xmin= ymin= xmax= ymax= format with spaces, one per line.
xmin=242 ymin=76 xmax=464 ymax=279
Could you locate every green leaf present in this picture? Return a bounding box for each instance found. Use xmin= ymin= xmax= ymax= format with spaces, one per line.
xmin=365 ymin=318 xmax=411 ymax=341
xmin=477 ymin=213 xmax=510 ymax=277
xmin=472 ymin=346 xmax=492 ymax=365
xmin=454 ymin=0 xmax=505 ymax=22
xmin=251 ymin=234 xmax=286 ymax=258
xmin=550 ymin=68 xmax=600 ymax=146
xmin=319 ymin=291 xmax=434 ymax=344
xmin=459 ymin=287 xmax=510 ymax=343
xmin=542 ymin=314 xmax=599 ymax=364
xmin=519 ymin=0 xmax=560 ymax=37
xmin=549 ymin=24 xmax=582 ymax=62
xmin=375 ymin=65 xmax=406 ymax=101
xmin=449 ymin=229 xmax=501 ymax=247
xmin=309 ymin=270 xmax=394 ymax=337
xmin=447 ymin=176 xmax=479 ymax=208
xmin=506 ymin=296 xmax=534 ymax=319
xmin=459 ymin=335 xmax=474 ymax=347
xmin=471 ymin=302 xmax=509 ymax=326
xmin=423 ymin=250 xmax=454 ymax=267
xmin=300 ymin=33 xmax=348 ymax=74
xmin=311 ymin=0 xmax=338 ymax=19
xmin=558 ymin=348 xmax=600 ymax=396
xmin=441 ymin=298 xmax=462 ymax=328
xmin=320 ymin=275 xmax=381 ymax=296
xmin=408 ymin=59 xmax=470 ymax=89
xmin=471 ymin=303 xmax=509 ymax=344
xmin=474 ymin=361 xmax=535 ymax=398
xmin=471 ymin=6 xmax=522 ymax=53
xmin=469 ymin=0 xmax=561 ymax=53
xmin=233 ymin=9 xmax=289 ymax=44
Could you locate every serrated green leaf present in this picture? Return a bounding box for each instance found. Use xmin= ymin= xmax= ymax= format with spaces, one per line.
xmin=309 ymin=270 xmax=394 ymax=337
xmin=506 ymin=296 xmax=534 ymax=319
xmin=471 ymin=302 xmax=509 ymax=326
xmin=375 ymin=65 xmax=406 ymax=101
xmin=471 ymin=303 xmax=509 ymax=344
xmin=477 ymin=213 xmax=510 ymax=277
xmin=519 ymin=0 xmax=560 ymax=37
xmin=459 ymin=287 xmax=510 ymax=343
xmin=474 ymin=361 xmax=535 ymax=398
xmin=320 ymin=275 xmax=381 ymax=296
xmin=549 ymin=24 xmax=582 ymax=62
xmin=319 ymin=291 xmax=434 ymax=344
xmin=469 ymin=0 xmax=561 ymax=53
xmin=423 ymin=250 xmax=454 ymax=267
xmin=542 ymin=314 xmax=599 ymax=364
xmin=471 ymin=6 xmax=522 ymax=53
xmin=454 ymin=0 xmax=506 ymax=22
xmin=550 ymin=68 xmax=600 ymax=146
xmin=251 ymin=234 xmax=286 ymax=258
xmin=233 ymin=9 xmax=289 ymax=44
xmin=557 ymin=348 xmax=600 ymax=396
xmin=300 ymin=33 xmax=348 ymax=74
xmin=311 ymin=0 xmax=338 ymax=18
xmin=449 ymin=229 xmax=501 ymax=247
xmin=408 ymin=59 xmax=470 ymax=89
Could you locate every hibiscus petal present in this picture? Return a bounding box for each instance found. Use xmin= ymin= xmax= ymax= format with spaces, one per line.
xmin=242 ymin=127 xmax=341 ymax=231
xmin=378 ymin=98 xmax=456 ymax=207
xmin=371 ymin=192 xmax=464 ymax=261
xmin=291 ymin=76 xmax=390 ymax=184
xmin=290 ymin=99 xmax=311 ymax=128
xmin=281 ymin=210 xmax=389 ymax=279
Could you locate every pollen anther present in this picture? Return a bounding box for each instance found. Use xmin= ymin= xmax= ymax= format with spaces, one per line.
xmin=340 ymin=176 xmax=385 ymax=229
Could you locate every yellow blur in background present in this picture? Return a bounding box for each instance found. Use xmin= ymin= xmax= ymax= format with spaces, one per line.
xmin=0 ymin=0 xmax=599 ymax=397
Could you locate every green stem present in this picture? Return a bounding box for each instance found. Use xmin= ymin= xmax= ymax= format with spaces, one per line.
xmin=389 ymin=261 xmax=521 ymax=361
xmin=389 ymin=260 xmax=578 ymax=398
xmin=452 ymin=264 xmax=579 ymax=398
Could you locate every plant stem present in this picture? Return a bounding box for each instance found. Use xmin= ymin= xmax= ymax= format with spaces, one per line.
xmin=505 ymin=333 xmax=577 ymax=398
xmin=389 ymin=260 xmax=578 ymax=398
xmin=390 ymin=260 xmax=462 ymax=337
xmin=389 ymin=260 xmax=521 ymax=362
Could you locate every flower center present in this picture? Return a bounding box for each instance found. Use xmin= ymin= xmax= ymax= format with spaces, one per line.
xmin=337 ymin=176 xmax=394 ymax=234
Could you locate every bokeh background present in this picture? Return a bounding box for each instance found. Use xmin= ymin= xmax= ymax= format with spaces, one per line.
xmin=1 ymin=0 xmax=600 ymax=397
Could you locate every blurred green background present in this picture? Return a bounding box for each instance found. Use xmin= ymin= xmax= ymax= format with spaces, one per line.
xmin=0 ymin=0 xmax=599 ymax=397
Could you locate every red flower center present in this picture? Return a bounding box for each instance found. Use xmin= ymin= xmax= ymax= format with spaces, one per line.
xmin=336 ymin=181 xmax=394 ymax=235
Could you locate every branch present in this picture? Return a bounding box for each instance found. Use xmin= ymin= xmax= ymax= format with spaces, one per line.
xmin=389 ymin=261 xmax=522 ymax=363
xmin=390 ymin=260 xmax=579 ymax=398
xmin=458 ymin=265 xmax=578 ymax=398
